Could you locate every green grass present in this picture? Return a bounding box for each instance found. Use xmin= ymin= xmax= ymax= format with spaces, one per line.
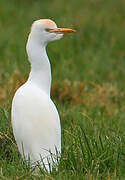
xmin=0 ymin=0 xmax=125 ymax=179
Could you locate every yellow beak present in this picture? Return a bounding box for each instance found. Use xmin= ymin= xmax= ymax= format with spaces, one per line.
xmin=47 ymin=28 xmax=76 ymax=33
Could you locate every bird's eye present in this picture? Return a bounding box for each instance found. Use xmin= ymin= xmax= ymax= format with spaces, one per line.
xmin=45 ymin=28 xmax=52 ymax=32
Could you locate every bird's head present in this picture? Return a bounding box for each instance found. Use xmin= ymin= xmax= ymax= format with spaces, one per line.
xmin=29 ymin=19 xmax=76 ymax=45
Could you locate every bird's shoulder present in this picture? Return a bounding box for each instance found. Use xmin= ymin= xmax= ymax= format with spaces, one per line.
xmin=13 ymin=82 xmax=49 ymax=104
xmin=12 ymin=82 xmax=60 ymax=121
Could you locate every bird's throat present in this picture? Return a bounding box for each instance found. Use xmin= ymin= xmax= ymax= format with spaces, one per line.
xmin=26 ymin=38 xmax=52 ymax=96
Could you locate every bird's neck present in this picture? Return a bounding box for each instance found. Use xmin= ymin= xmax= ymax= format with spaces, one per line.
xmin=26 ymin=36 xmax=51 ymax=96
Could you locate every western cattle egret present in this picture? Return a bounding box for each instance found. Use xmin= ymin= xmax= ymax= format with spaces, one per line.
xmin=11 ymin=19 xmax=75 ymax=172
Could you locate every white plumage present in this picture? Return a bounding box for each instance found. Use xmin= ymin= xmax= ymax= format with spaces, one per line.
xmin=11 ymin=19 xmax=75 ymax=171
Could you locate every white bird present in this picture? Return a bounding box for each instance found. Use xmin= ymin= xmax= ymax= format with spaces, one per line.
xmin=11 ymin=19 xmax=75 ymax=171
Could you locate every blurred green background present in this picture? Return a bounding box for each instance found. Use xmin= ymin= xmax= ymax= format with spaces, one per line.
xmin=1 ymin=0 xmax=125 ymax=88
xmin=0 ymin=0 xmax=125 ymax=179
